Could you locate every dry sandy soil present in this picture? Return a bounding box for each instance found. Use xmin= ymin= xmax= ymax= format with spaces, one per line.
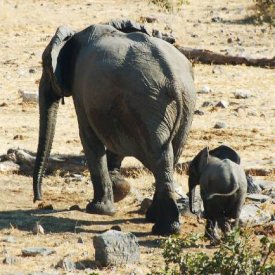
xmin=0 ymin=0 xmax=274 ymax=274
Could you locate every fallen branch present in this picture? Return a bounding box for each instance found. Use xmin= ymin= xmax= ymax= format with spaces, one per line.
xmin=176 ymin=46 xmax=275 ymax=68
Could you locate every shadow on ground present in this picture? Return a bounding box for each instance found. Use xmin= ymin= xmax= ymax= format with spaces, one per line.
xmin=0 ymin=208 xmax=156 ymax=246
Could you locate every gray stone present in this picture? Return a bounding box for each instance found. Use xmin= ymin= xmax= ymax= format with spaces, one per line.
xmin=234 ymin=89 xmax=252 ymax=99
xmin=0 ymin=161 xmax=20 ymax=173
xmin=3 ymin=255 xmax=18 ymax=265
xmin=214 ymin=121 xmax=227 ymax=129
xmin=246 ymin=175 xmax=261 ymax=194
xmin=247 ymin=194 xmax=271 ymax=203
xmin=198 ymin=85 xmax=213 ymax=94
xmin=216 ymin=100 xmax=229 ymax=108
xmin=22 ymin=247 xmax=56 ymax=257
xmin=18 ymin=89 xmax=38 ymax=103
xmin=56 ymin=257 xmax=76 ymax=271
xmin=194 ymin=110 xmax=204 ymax=115
xmin=93 ymin=230 xmax=140 ymax=266
xmin=240 ymin=204 xmax=271 ymax=226
xmin=202 ymin=101 xmax=214 ymax=107
xmin=255 ymin=180 xmax=274 ymax=191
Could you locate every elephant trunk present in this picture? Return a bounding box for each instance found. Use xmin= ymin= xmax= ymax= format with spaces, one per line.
xmin=33 ymin=73 xmax=60 ymax=202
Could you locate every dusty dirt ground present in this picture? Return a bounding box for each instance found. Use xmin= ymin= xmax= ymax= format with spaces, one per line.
xmin=0 ymin=0 xmax=274 ymax=274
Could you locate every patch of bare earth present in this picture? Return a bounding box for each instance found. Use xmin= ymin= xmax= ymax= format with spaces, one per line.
xmin=0 ymin=0 xmax=274 ymax=274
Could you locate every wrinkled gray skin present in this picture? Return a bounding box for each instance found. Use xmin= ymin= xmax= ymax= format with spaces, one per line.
xmin=33 ymin=23 xmax=196 ymax=235
xmin=189 ymin=147 xmax=247 ymax=241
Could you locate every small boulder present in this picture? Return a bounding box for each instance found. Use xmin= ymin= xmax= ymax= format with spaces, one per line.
xmin=202 ymin=101 xmax=214 ymax=107
xmin=214 ymin=122 xmax=227 ymax=129
xmin=194 ymin=110 xmax=204 ymax=115
xmin=56 ymin=257 xmax=76 ymax=271
xmin=234 ymin=89 xmax=252 ymax=99
xmin=216 ymin=100 xmax=229 ymax=108
xmin=198 ymin=86 xmax=213 ymax=94
xmin=240 ymin=204 xmax=271 ymax=226
xmin=93 ymin=230 xmax=140 ymax=267
xmin=0 ymin=161 xmax=20 ymax=173
xmin=18 ymin=89 xmax=38 ymax=103
xmin=255 ymin=179 xmax=274 ymax=191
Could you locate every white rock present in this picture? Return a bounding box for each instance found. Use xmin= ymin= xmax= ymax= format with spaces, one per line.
xmin=234 ymin=89 xmax=252 ymax=99
xmin=18 ymin=89 xmax=38 ymax=103
xmin=240 ymin=204 xmax=271 ymax=226
xmin=216 ymin=100 xmax=229 ymax=108
xmin=0 ymin=161 xmax=20 ymax=172
xmin=198 ymin=85 xmax=213 ymax=94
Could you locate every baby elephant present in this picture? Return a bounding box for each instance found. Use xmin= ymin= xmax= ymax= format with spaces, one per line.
xmin=188 ymin=147 xmax=247 ymax=242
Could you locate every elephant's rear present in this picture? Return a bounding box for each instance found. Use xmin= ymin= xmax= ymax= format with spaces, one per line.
xmin=73 ymin=25 xmax=196 ymax=166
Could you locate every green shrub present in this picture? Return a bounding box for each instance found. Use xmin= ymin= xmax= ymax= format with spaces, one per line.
xmin=150 ymin=229 xmax=275 ymax=275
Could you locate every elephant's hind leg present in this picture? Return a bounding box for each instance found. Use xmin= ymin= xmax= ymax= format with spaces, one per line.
xmin=79 ymin=121 xmax=115 ymax=216
xmin=146 ymin=143 xmax=180 ymax=235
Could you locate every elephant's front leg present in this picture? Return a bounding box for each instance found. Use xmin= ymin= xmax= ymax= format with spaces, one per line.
xmin=146 ymin=143 xmax=180 ymax=235
xmin=79 ymin=123 xmax=115 ymax=216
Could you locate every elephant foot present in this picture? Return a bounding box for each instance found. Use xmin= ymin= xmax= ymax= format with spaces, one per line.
xmin=152 ymin=221 xmax=180 ymax=236
xmin=110 ymin=171 xmax=131 ymax=202
xmin=86 ymin=201 xmax=116 ymax=216
xmin=147 ymin=188 xmax=180 ymax=235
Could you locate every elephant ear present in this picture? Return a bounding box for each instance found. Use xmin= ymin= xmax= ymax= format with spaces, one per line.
xmin=198 ymin=147 xmax=209 ymax=174
xmin=42 ymin=26 xmax=75 ymax=97
xmin=209 ymin=145 xmax=241 ymax=164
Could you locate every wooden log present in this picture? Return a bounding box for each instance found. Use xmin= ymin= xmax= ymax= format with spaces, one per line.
xmin=176 ymin=46 xmax=275 ymax=68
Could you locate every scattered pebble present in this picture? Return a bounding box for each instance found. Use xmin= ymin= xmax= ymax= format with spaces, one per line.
xmin=198 ymin=85 xmax=213 ymax=94
xmin=13 ymin=134 xmax=24 ymax=140
xmin=201 ymin=101 xmax=214 ymax=107
xmin=214 ymin=121 xmax=227 ymax=129
xmin=194 ymin=110 xmax=205 ymax=115
xmin=234 ymin=89 xmax=252 ymax=99
xmin=18 ymin=89 xmax=38 ymax=103
xmin=29 ymin=68 xmax=36 ymax=74
xmin=215 ymin=100 xmax=229 ymax=108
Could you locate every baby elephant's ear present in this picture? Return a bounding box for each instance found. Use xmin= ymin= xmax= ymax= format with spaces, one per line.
xmin=198 ymin=147 xmax=209 ymax=173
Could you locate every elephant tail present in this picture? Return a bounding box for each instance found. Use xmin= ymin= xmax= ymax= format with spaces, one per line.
xmin=206 ymin=182 xmax=239 ymax=200
xmin=166 ymin=84 xmax=183 ymax=147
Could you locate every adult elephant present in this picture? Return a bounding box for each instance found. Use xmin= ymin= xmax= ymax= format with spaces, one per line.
xmin=33 ymin=23 xmax=196 ymax=235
